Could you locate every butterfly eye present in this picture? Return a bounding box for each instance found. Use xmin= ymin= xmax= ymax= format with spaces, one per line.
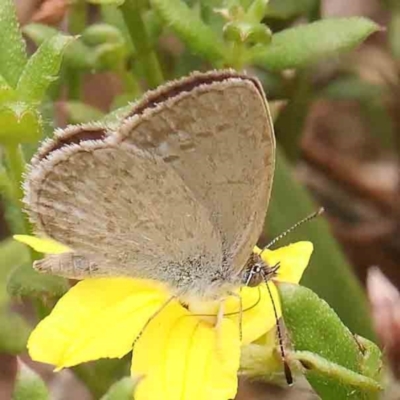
xmin=242 ymin=265 xmax=263 ymax=287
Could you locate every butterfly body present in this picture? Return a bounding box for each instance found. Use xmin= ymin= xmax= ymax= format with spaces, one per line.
xmin=24 ymin=70 xmax=275 ymax=301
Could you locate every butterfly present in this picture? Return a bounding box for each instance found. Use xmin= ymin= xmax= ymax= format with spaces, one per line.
xmin=24 ymin=69 xmax=275 ymax=303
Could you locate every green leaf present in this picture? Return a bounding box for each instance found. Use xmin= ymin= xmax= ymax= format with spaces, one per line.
xmin=0 ymin=102 xmax=41 ymax=144
xmin=246 ymin=0 xmax=269 ymax=22
xmin=0 ymin=238 xmax=29 ymax=304
xmin=279 ymin=284 xmax=382 ymax=399
xmin=23 ymin=24 xmax=95 ymax=71
xmin=293 ymin=351 xmax=382 ymax=396
xmin=356 ymin=336 xmax=383 ymax=382
xmin=250 ymin=17 xmax=380 ymax=71
xmin=266 ymin=147 xmax=375 ymax=339
xmin=0 ymin=309 xmax=30 ymax=354
xmin=0 ymin=74 xmax=17 ymax=103
xmin=0 ymin=103 xmax=41 ymax=145
xmin=22 ymin=23 xmax=58 ymax=44
xmin=82 ymin=23 xmax=125 ymax=46
xmin=12 ymin=362 xmax=50 ymax=400
xmin=64 ymin=101 xmax=104 ymax=124
xmin=7 ymin=262 xmax=69 ymax=299
xmin=100 ymin=377 xmax=137 ymax=400
xmin=0 ymin=0 xmax=27 ymax=87
xmin=17 ymin=34 xmax=74 ymax=102
xmin=150 ymin=0 xmax=225 ymax=63
xmin=223 ymin=21 xmax=272 ymax=45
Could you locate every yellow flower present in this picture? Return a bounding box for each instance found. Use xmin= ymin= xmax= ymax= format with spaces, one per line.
xmin=14 ymin=235 xmax=313 ymax=400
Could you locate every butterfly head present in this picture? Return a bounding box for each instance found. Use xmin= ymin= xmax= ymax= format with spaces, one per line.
xmin=241 ymin=253 xmax=280 ymax=288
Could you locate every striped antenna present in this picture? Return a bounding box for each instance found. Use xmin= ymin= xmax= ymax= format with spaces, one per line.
xmin=260 ymin=207 xmax=324 ymax=258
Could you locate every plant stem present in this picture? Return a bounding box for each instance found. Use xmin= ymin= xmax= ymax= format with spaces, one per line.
xmin=66 ymin=0 xmax=87 ymax=100
xmin=4 ymin=145 xmax=30 ymax=234
xmin=66 ymin=68 xmax=82 ymax=100
xmin=275 ymin=70 xmax=313 ymax=161
xmin=118 ymin=64 xmax=141 ymax=98
xmin=120 ymin=0 xmax=164 ymax=88
xmin=69 ymin=0 xmax=87 ymax=35
xmin=229 ymin=41 xmax=245 ymax=70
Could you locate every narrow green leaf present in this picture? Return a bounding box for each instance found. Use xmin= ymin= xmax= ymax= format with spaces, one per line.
xmin=150 ymin=0 xmax=225 ymax=63
xmin=0 ymin=0 xmax=27 ymax=87
xmin=22 ymin=23 xmax=58 ymax=44
xmin=100 ymin=377 xmax=137 ymax=400
xmin=0 ymin=309 xmax=30 ymax=354
xmin=7 ymin=262 xmax=69 ymax=299
xmin=266 ymin=147 xmax=375 ymax=339
xmin=250 ymin=17 xmax=380 ymax=70
xmin=246 ymin=0 xmax=269 ymax=22
xmin=12 ymin=362 xmax=49 ymax=400
xmin=279 ymin=284 xmax=382 ymax=399
xmin=17 ymin=34 xmax=74 ymax=102
xmin=23 ymin=24 xmax=95 ymax=71
xmin=0 ymin=102 xmax=41 ymax=144
xmin=82 ymin=23 xmax=125 ymax=46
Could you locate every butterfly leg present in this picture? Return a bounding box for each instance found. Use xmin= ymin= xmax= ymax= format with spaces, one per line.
xmin=132 ymin=295 xmax=176 ymax=349
xmin=227 ymin=291 xmax=243 ymax=342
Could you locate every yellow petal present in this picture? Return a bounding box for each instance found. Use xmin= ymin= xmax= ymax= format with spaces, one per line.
xmin=254 ymin=241 xmax=313 ymax=284
xmin=28 ymin=278 xmax=170 ymax=368
xmin=188 ymin=282 xmax=281 ymax=345
xmin=13 ymin=234 xmax=70 ymax=254
xmin=132 ymin=302 xmax=240 ymax=400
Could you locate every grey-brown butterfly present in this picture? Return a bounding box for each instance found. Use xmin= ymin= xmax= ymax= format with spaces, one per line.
xmin=24 ymin=69 xmax=275 ymax=303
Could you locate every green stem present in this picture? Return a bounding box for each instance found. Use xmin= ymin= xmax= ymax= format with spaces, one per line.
xmin=66 ymin=68 xmax=82 ymax=100
xmin=229 ymin=41 xmax=246 ymax=70
xmin=118 ymin=64 xmax=142 ymax=98
xmin=66 ymin=0 xmax=87 ymax=100
xmin=69 ymin=0 xmax=87 ymax=35
xmin=4 ymin=145 xmax=30 ymax=234
xmin=120 ymin=0 xmax=164 ymax=88
xmin=275 ymin=70 xmax=313 ymax=161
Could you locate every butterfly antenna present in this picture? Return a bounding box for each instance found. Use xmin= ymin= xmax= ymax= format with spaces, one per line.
xmin=263 ymin=269 xmax=293 ymax=385
xmin=261 ymin=207 xmax=324 ymax=258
